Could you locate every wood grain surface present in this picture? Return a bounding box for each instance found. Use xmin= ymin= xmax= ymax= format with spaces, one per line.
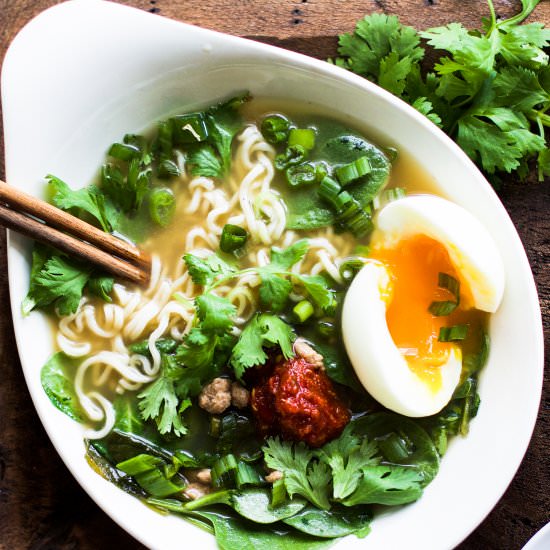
xmin=0 ymin=1 xmax=548 ymax=549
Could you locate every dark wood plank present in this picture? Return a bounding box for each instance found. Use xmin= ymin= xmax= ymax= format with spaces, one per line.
xmin=0 ymin=1 xmax=548 ymax=548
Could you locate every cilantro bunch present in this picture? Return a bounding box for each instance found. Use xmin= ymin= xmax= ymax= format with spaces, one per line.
xmin=333 ymin=0 xmax=550 ymax=183
xmin=136 ymin=240 xmax=338 ymax=436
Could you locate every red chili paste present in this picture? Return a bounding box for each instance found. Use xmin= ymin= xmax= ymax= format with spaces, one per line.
xmin=251 ymin=356 xmax=350 ymax=447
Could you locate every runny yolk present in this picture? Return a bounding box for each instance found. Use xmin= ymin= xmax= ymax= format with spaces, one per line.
xmin=370 ymin=235 xmax=467 ymax=392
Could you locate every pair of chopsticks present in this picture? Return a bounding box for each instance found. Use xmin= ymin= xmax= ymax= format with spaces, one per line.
xmin=0 ymin=180 xmax=151 ymax=285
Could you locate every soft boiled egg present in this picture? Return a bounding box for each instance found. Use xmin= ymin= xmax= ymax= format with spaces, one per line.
xmin=342 ymin=194 xmax=505 ymax=417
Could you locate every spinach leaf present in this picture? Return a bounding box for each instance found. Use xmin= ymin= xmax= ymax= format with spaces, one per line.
xmin=40 ymin=352 xmax=85 ymax=422
xmin=350 ymin=412 xmax=440 ymax=484
xmin=285 ymin=134 xmax=390 ymax=230
xmin=112 ymin=395 xmax=144 ymax=434
xmin=231 ymin=489 xmax=307 ymax=524
xmin=283 ymin=504 xmax=371 ymax=539
xmin=190 ymin=509 xmax=334 ymax=550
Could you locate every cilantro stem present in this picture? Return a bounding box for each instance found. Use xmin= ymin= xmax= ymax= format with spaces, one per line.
xmin=528 ymin=110 xmax=550 ymax=128
xmin=486 ymin=0 xmax=497 ymax=34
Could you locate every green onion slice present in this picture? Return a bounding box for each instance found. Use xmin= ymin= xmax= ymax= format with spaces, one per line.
xmin=108 ymin=142 xmax=141 ymax=161
xmin=318 ymin=176 xmax=342 ymax=207
xmin=261 ymin=115 xmax=290 ymax=144
xmin=275 ymin=145 xmax=307 ymax=170
xmin=292 ymin=300 xmax=314 ymax=323
xmin=288 ymin=128 xmax=316 ymax=150
xmin=212 ymin=454 xmax=238 ymax=488
xmin=286 ymin=162 xmax=318 ymax=187
xmin=116 ymin=454 xmax=162 ymax=476
xmin=335 ymin=156 xmax=372 ymax=186
xmin=339 ymin=257 xmax=367 ymax=281
xmin=149 ymin=188 xmax=176 ymax=227
xmin=134 ymin=468 xmax=184 ymax=497
xmin=170 ymin=113 xmax=208 ymax=144
xmin=235 ymin=462 xmax=264 ymax=489
xmin=158 ymin=158 xmax=180 ymax=178
xmin=429 ymin=273 xmax=460 ymax=316
xmin=438 ymin=324 xmax=469 ymax=342
xmin=271 ymin=477 xmax=287 ymax=507
xmin=220 ymin=224 xmax=248 ymax=253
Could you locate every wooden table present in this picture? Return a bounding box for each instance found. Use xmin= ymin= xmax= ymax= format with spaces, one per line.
xmin=0 ymin=1 xmax=548 ymax=548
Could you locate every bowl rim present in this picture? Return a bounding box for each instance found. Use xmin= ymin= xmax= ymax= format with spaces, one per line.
xmin=1 ymin=1 xmax=544 ymax=549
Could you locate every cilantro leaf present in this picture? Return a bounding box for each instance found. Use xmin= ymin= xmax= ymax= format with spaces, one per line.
xmin=206 ymin=94 xmax=249 ymax=173
xmin=183 ymin=253 xmax=235 ymax=286
xmin=318 ymin=430 xmax=380 ymax=500
xmin=263 ymin=437 xmax=332 ymax=510
xmin=47 ymin=175 xmax=112 ymax=232
xmin=230 ymin=314 xmax=295 ymax=379
xmin=333 ymin=3 xmax=550 ymax=187
xmin=258 ymin=274 xmax=292 ymax=312
xmin=257 ymin=240 xmax=309 ymax=311
xmin=22 ymin=244 xmax=51 ymax=315
xmin=295 ymin=274 xmax=336 ymax=312
xmin=411 ymin=97 xmax=442 ymax=127
xmin=493 ymin=66 xmax=549 ymax=111
xmin=187 ymin=145 xmax=223 ymax=177
xmin=269 ymin=239 xmax=310 ymax=270
xmin=31 ymin=255 xmax=92 ymax=316
xmin=138 ymin=374 xmax=187 ymax=437
xmin=336 ymin=14 xmax=423 ymax=81
xmin=88 ymin=275 xmax=114 ymax=302
xmin=457 ymin=108 xmax=545 ymax=174
xmin=195 ymin=293 xmax=236 ymax=334
xmin=342 ymin=465 xmax=424 ymax=507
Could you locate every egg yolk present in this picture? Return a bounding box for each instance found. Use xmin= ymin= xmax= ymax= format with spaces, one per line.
xmin=371 ymin=235 xmax=471 ymax=391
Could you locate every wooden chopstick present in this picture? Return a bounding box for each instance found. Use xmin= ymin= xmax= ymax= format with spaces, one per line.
xmin=0 ymin=181 xmax=151 ymax=285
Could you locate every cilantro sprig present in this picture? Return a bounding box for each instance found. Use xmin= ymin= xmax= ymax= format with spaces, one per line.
xmin=136 ymin=240 xmax=335 ymax=435
xmin=334 ymin=0 xmax=550 ymax=183
xmin=263 ymin=427 xmax=425 ymax=511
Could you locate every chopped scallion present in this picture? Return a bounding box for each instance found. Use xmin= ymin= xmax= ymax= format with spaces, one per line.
xmin=149 ymin=188 xmax=176 ymax=227
xmin=285 ymin=162 xmax=318 ymax=187
xmin=220 ymin=224 xmax=248 ymax=253
xmin=384 ymin=187 xmax=406 ymax=202
xmin=339 ymin=257 xmax=367 ymax=281
xmin=377 ymin=433 xmax=411 ymax=462
xmin=271 ymin=477 xmax=287 ymax=507
xmin=429 ymin=273 xmax=460 ymax=316
xmin=134 ymin=467 xmax=184 ymax=497
xmin=438 ymin=324 xmax=469 ymax=342
xmin=288 ymin=128 xmax=316 ymax=150
xmin=211 ymin=454 xmax=238 ymax=488
xmin=334 ymin=156 xmax=372 ymax=185
xmin=235 ymin=462 xmax=264 ymax=489
xmin=170 ymin=113 xmax=208 ymax=144
xmin=275 ymin=145 xmax=307 ymax=170
xmin=158 ymin=159 xmax=180 ymax=178
xmin=261 ymin=115 xmax=290 ymax=144
xmin=317 ymin=320 xmax=335 ymax=338
xmin=116 ymin=454 xmax=162 ymax=476
xmin=292 ymin=300 xmax=314 ymax=323
xmin=108 ymin=142 xmax=141 ymax=161
xmin=318 ymin=176 xmax=342 ymax=207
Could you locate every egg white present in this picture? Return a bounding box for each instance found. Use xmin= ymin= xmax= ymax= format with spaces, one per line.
xmin=342 ymin=195 xmax=505 ymax=417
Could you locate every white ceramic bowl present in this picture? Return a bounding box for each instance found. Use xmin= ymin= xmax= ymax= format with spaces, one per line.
xmin=2 ymin=1 xmax=544 ymax=549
